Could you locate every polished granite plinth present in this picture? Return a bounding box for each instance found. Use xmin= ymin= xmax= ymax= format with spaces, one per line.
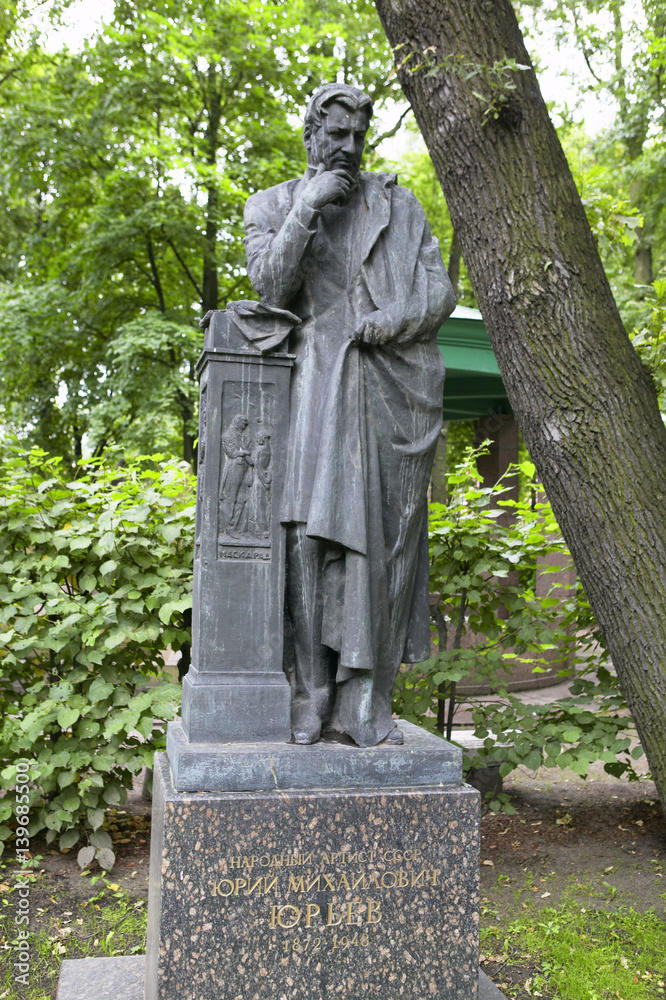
xmin=143 ymin=752 xmax=480 ymax=1000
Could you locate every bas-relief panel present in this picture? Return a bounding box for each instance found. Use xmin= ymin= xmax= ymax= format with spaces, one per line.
xmin=217 ymin=380 xmax=275 ymax=560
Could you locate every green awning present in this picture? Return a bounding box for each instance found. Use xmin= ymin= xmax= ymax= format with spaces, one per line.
xmin=437 ymin=306 xmax=511 ymax=421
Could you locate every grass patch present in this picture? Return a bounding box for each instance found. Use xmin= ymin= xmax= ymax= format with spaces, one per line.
xmin=482 ymin=902 xmax=666 ymax=1000
xmin=0 ymin=874 xmax=147 ymax=1000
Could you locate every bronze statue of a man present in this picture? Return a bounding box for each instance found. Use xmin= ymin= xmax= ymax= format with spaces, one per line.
xmin=243 ymin=83 xmax=455 ymax=748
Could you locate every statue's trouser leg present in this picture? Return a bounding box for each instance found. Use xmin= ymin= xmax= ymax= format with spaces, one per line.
xmin=284 ymin=523 xmax=336 ymax=742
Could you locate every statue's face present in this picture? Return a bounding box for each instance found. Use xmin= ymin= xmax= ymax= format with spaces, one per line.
xmin=308 ymin=101 xmax=368 ymax=176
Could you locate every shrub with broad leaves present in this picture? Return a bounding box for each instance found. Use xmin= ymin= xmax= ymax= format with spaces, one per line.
xmin=392 ymin=445 xmax=644 ymax=812
xmin=0 ymin=442 xmax=194 ymax=860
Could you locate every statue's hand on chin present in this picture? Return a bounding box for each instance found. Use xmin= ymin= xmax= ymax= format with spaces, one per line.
xmin=301 ymin=163 xmax=353 ymax=210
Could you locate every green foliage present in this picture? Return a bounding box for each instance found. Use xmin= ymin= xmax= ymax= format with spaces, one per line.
xmin=393 ymin=42 xmax=530 ymax=123
xmin=0 ymin=868 xmax=148 ymax=999
xmin=482 ymin=903 xmax=666 ymax=1000
xmin=519 ymin=1 xmax=666 ymax=322
xmin=386 ymin=130 xmax=477 ymax=307
xmin=0 ymin=440 xmax=194 ymax=857
xmin=393 ymin=445 xmax=570 ymax=729
xmin=0 ymin=0 xmax=399 ymax=463
xmin=393 ymin=446 xmax=644 ymax=806
xmin=631 ymin=275 xmax=666 ymax=415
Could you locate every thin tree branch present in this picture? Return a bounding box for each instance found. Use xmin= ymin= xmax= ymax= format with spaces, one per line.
xmin=218 ymin=273 xmax=249 ymax=306
xmin=145 ymin=235 xmax=166 ymax=313
xmin=446 ymin=587 xmax=468 ymax=741
xmin=367 ymin=105 xmax=412 ymax=151
xmin=0 ymin=65 xmax=22 ymax=88
xmin=164 ymin=234 xmax=203 ymax=300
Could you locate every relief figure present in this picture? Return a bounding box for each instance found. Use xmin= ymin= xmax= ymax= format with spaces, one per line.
xmin=220 ymin=414 xmax=254 ymax=539
xmin=252 ymin=429 xmax=273 ymax=539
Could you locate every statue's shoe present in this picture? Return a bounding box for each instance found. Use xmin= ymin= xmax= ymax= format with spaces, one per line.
xmin=292 ymin=710 xmax=323 ymax=745
xmin=382 ymin=725 xmax=404 ymax=746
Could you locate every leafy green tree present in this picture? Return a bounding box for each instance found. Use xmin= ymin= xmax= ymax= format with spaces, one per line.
xmin=388 ymin=127 xmax=477 ymax=304
xmin=519 ymin=0 xmax=666 ymax=289
xmin=0 ymin=0 xmax=399 ymax=463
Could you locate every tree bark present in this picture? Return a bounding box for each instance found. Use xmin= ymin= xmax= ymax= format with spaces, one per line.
xmin=447 ymin=227 xmax=461 ymax=296
xmin=430 ymin=423 xmax=449 ymax=503
xmin=635 ymin=241 xmax=653 ymax=286
xmin=374 ymin=0 xmax=666 ymax=815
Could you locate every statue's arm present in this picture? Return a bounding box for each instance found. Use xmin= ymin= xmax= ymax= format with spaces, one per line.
xmin=243 ymin=190 xmax=320 ymax=308
xmin=419 ymin=217 xmax=457 ymax=329
xmin=353 ymin=189 xmax=456 ymax=347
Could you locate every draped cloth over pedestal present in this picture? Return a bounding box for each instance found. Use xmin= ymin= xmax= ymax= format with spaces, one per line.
xmin=243 ymin=170 xmax=455 ymax=746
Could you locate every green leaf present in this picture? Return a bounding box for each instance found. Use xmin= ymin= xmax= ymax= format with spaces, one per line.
xmin=95 ymin=847 xmax=116 ymax=871
xmin=158 ymin=596 xmax=192 ymax=625
xmin=89 ymin=678 xmax=114 ymax=703
xmin=90 ymin=830 xmax=113 ymax=850
xmin=569 ymin=758 xmax=590 ymax=776
xmin=104 ymin=627 xmax=129 ymax=649
xmin=87 ymin=808 xmax=105 ymax=831
xmin=524 ymin=750 xmax=542 ymax=772
xmin=77 ymin=846 xmax=95 ymax=869
xmin=102 ymin=785 xmax=123 ymax=806
xmin=70 ymin=537 xmax=93 ymax=551
xmin=91 ymin=755 xmax=115 ymax=773
xmin=561 ymin=727 xmax=582 ymax=743
xmin=57 ymin=707 xmax=81 ymax=730
xmin=60 ymin=829 xmax=81 ymax=850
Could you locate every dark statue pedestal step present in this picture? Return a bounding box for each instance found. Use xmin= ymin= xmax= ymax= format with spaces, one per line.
xmin=167 ymin=718 xmax=462 ymax=792
xmin=56 ymin=955 xmax=507 ymax=1000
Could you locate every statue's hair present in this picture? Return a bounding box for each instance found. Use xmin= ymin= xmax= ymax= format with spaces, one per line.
xmin=303 ymin=83 xmax=373 ymax=143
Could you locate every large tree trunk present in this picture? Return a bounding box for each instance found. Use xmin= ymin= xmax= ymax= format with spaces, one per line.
xmin=374 ymin=0 xmax=666 ymax=815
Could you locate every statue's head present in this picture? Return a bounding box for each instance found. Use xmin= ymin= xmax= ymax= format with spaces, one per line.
xmin=232 ymin=414 xmax=248 ymax=431
xmin=303 ymin=83 xmax=373 ymax=177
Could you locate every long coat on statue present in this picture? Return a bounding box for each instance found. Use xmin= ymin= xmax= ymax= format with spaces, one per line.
xmin=243 ymin=169 xmax=456 ymax=746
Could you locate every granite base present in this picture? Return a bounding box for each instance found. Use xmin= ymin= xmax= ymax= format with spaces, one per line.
xmin=144 ymin=752 xmax=481 ymax=999
xmin=56 ymin=956 xmax=506 ymax=1000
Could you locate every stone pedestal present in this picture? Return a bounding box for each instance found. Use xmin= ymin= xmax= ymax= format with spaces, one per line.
xmin=145 ymin=746 xmax=480 ymax=1000
xmin=165 ymin=717 xmax=462 ymax=792
xmin=179 ymin=310 xmax=294 ymax=757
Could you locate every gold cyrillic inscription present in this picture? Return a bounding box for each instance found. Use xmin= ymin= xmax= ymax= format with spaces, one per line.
xmin=210 ymin=875 xmax=277 ymax=897
xmin=219 ymin=847 xmax=424 ymax=870
xmin=209 ymin=843 xmax=443 ymax=943
xmin=280 ymin=868 xmax=441 ymax=894
xmin=226 ymin=853 xmax=313 ymax=870
xmin=269 ymin=900 xmax=382 ymax=929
